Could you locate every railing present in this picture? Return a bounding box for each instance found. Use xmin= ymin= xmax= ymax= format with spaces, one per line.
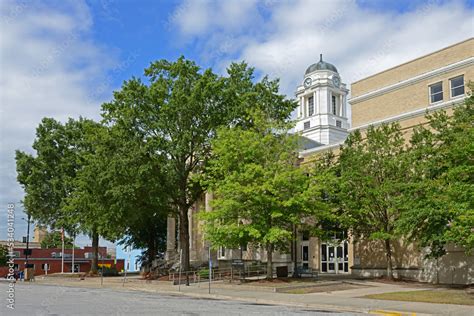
xmin=149 ymin=253 xmax=181 ymax=277
xmin=168 ymin=263 xmax=269 ymax=285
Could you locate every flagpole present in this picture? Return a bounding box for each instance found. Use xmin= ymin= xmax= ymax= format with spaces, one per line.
xmin=71 ymin=233 xmax=75 ymax=273
xmin=61 ymin=228 xmax=65 ymax=274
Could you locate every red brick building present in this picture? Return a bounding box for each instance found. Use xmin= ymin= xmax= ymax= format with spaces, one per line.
xmin=1 ymin=246 xmax=124 ymax=276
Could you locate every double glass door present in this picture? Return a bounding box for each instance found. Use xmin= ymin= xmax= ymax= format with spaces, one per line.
xmin=321 ymin=241 xmax=349 ymax=273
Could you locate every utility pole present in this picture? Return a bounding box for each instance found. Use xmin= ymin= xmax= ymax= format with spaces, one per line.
xmin=122 ymin=246 xmax=130 ymax=287
xmin=101 ymin=246 xmax=104 ymax=286
xmin=25 ymin=214 xmax=31 ymax=267
xmin=178 ymin=248 xmax=182 ymax=292
xmin=208 ymin=245 xmax=212 ymax=294
xmin=71 ymin=233 xmax=75 ymax=273
xmin=61 ymin=228 xmax=65 ymax=274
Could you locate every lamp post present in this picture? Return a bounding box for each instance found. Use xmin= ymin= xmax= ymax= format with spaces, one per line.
xmin=21 ymin=214 xmax=31 ymax=268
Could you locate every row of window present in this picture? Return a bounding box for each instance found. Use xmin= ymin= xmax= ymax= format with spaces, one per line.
xmin=305 ymin=95 xmax=340 ymax=117
xmin=429 ymin=75 xmax=464 ymax=104
xmin=12 ymin=263 xmax=81 ymax=271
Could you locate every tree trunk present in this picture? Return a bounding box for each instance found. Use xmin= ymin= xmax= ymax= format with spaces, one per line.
xmin=148 ymin=240 xmax=157 ymax=270
xmin=292 ymin=224 xmax=298 ymax=278
xmin=384 ymin=239 xmax=393 ymax=280
xmin=266 ymin=244 xmax=273 ymax=280
xmin=145 ymin=238 xmax=157 ymax=275
xmin=435 ymin=257 xmax=439 ymax=285
xmin=178 ymin=204 xmax=190 ymax=285
xmin=90 ymin=230 xmax=99 ymax=274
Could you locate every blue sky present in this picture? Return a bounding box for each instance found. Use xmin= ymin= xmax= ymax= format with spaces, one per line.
xmin=1 ymin=0 xmax=473 ymax=262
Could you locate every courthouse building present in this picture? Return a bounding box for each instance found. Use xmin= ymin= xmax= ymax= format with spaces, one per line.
xmin=166 ymin=38 xmax=473 ymax=284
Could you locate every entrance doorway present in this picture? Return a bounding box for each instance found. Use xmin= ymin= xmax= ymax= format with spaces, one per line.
xmin=302 ymin=245 xmax=309 ymax=269
xmin=301 ymin=230 xmax=310 ymax=269
xmin=321 ymin=241 xmax=348 ymax=273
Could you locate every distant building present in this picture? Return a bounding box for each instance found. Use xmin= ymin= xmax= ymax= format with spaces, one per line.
xmin=0 ymin=244 xmax=124 ymax=277
xmin=33 ymin=225 xmax=48 ymax=244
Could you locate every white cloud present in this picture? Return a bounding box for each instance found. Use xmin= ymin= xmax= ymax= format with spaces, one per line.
xmin=0 ymin=0 xmax=118 ymax=244
xmin=170 ymin=0 xmax=473 ymax=96
xmin=170 ymin=0 xmax=261 ymax=36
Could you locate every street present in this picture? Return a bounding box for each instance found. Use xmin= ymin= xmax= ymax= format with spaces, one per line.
xmin=0 ymin=283 xmax=359 ymax=315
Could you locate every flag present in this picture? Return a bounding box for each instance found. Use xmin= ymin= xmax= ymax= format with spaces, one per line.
xmin=61 ymin=227 xmax=64 ymax=242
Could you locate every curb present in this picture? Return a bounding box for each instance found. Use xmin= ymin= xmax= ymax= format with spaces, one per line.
xmin=129 ymin=286 xmax=368 ymax=314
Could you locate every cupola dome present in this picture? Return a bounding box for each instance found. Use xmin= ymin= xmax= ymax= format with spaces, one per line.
xmin=305 ymin=54 xmax=338 ymax=74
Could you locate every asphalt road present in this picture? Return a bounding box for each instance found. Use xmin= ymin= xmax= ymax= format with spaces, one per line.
xmin=0 ymin=283 xmax=359 ymax=316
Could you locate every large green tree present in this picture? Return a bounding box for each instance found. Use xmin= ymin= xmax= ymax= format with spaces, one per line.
xmin=201 ymin=112 xmax=312 ymax=279
xmin=398 ymin=85 xmax=474 ymax=258
xmin=95 ymin=125 xmax=170 ymax=270
xmin=338 ymin=123 xmax=409 ymax=279
xmin=16 ymin=118 xmax=120 ymax=273
xmin=16 ymin=118 xmax=81 ymax=230
xmin=101 ymin=57 xmax=295 ymax=281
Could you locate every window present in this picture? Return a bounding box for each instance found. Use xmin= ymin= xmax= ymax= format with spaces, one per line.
xmin=41 ymin=263 xmax=50 ymax=271
xmin=73 ymin=264 xmax=80 ymax=273
xmin=336 ymin=120 xmax=342 ymax=128
xmin=332 ymin=95 xmax=337 ymax=115
xmin=13 ymin=251 xmax=20 ymax=258
xmin=429 ymin=82 xmax=443 ymax=103
xmin=303 ymin=121 xmax=310 ymax=130
xmin=219 ymin=247 xmax=225 ymax=258
xmin=308 ymin=96 xmax=314 ymax=116
xmin=302 ymin=246 xmax=309 ymax=261
xmin=450 ymin=75 xmax=464 ymax=98
xmin=302 ymin=231 xmax=309 ymax=241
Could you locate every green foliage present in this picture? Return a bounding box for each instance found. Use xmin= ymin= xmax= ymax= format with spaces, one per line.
xmin=338 ymin=123 xmax=409 ymax=278
xmin=16 ymin=118 xmax=86 ymax=230
xmin=198 ymin=268 xmax=211 ymax=278
xmin=100 ymin=266 xmax=119 ymax=276
xmin=15 ymin=118 xmax=114 ymax=272
xmin=398 ymin=85 xmax=474 ymax=256
xmin=305 ymin=152 xmax=346 ymax=241
xmin=0 ymin=246 xmax=8 ymax=267
xmin=40 ymin=231 xmax=74 ymax=249
xmin=201 ymin=111 xmax=312 ymax=278
xmin=101 ymin=57 xmax=296 ymax=273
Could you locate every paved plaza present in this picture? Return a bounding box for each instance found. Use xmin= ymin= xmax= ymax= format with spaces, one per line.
xmin=0 ymin=283 xmax=358 ymax=316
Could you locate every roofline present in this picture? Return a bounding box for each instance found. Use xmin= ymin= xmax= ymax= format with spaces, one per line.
xmin=351 ymin=37 xmax=474 ymax=85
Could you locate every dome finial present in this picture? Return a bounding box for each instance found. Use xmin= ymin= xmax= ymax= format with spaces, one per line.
xmin=320 ymin=54 xmax=323 ymax=62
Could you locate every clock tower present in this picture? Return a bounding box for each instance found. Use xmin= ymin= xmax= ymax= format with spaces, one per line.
xmin=295 ymin=54 xmax=349 ymax=145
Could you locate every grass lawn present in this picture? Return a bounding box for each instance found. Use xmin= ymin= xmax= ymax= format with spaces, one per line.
xmin=244 ymin=277 xmax=320 ymax=288
xmin=365 ymin=289 xmax=474 ymax=306
xmin=284 ymin=283 xmax=368 ymax=294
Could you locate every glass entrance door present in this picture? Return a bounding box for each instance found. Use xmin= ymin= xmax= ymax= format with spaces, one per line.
xmin=321 ymin=241 xmax=349 ymax=273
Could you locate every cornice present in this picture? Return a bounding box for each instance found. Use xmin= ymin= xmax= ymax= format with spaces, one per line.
xmin=349 ymin=57 xmax=473 ymax=104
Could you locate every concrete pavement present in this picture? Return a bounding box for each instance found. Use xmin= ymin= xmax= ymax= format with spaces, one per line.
xmin=1 ymin=283 xmax=358 ymax=315
xmin=20 ymin=276 xmax=474 ymax=316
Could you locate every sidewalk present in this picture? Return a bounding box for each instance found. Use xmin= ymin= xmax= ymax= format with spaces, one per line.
xmin=31 ymin=276 xmax=473 ymax=316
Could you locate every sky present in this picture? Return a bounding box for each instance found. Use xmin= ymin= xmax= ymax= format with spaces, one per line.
xmin=0 ymin=0 xmax=473 ymax=260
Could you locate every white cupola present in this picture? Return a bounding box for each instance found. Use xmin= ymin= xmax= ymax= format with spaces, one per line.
xmin=295 ymin=54 xmax=349 ymax=145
